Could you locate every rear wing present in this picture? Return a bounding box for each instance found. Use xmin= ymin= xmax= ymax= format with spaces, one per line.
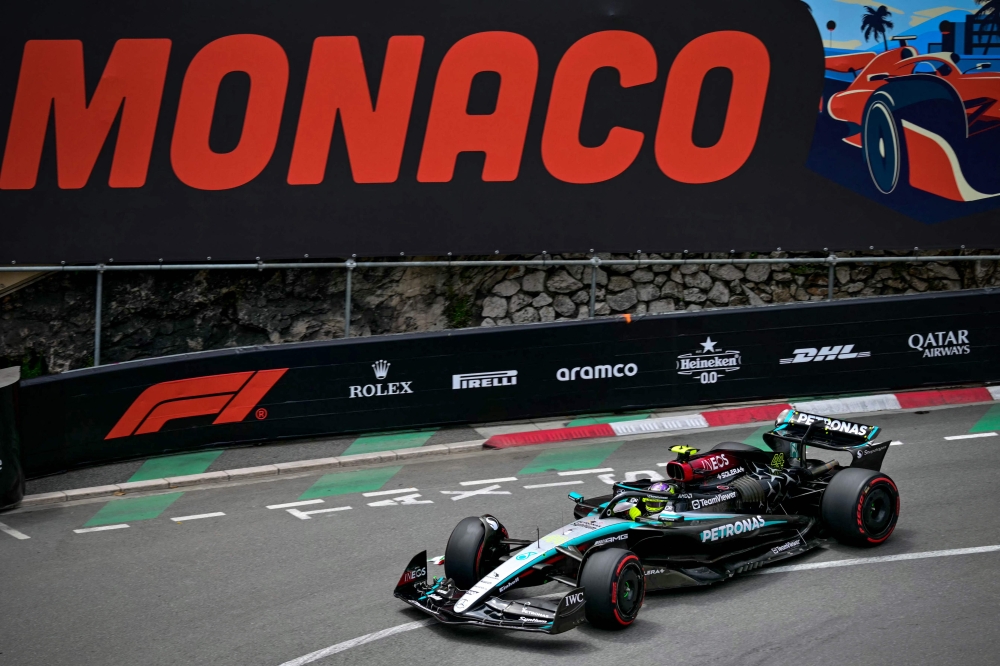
xmin=766 ymin=409 xmax=880 ymax=451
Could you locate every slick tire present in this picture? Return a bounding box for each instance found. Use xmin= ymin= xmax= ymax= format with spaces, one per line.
xmin=821 ymin=468 xmax=900 ymax=546
xmin=578 ymin=548 xmax=645 ymax=630
xmin=862 ymin=93 xmax=908 ymax=196
xmin=444 ymin=517 xmax=488 ymax=590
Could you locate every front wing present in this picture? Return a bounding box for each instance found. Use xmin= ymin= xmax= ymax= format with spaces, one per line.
xmin=394 ymin=551 xmax=586 ymax=634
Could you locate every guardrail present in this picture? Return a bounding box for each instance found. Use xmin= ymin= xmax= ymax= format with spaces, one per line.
xmin=2 ymin=253 xmax=998 ymax=366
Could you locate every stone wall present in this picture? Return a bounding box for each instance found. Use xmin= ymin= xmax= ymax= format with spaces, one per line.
xmin=2 ymin=251 xmax=997 ymax=376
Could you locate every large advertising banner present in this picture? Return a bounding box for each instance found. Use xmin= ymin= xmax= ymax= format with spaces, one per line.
xmin=1 ymin=0 xmax=998 ymax=263
xmin=19 ymin=289 xmax=1000 ymax=477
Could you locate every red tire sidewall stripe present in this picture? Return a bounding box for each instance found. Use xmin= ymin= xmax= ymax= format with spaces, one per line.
xmin=857 ymin=476 xmax=900 ymax=544
xmin=612 ymin=554 xmax=643 ymax=626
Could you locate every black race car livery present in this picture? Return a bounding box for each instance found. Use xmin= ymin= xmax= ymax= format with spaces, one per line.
xmin=394 ymin=409 xmax=901 ymax=633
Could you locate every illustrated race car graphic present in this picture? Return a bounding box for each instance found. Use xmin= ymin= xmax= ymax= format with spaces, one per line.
xmin=824 ymin=43 xmax=1000 ymax=202
xmin=394 ymin=409 xmax=901 ymax=633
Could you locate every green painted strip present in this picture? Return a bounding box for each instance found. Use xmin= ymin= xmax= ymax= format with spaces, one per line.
xmin=518 ymin=443 xmax=622 ymax=475
xmin=565 ymin=411 xmax=652 ymax=427
xmin=299 ymin=466 xmax=403 ymax=500
xmin=127 ymin=450 xmax=224 ymax=482
xmin=84 ymin=493 xmax=184 ymax=527
xmin=742 ymin=425 xmax=773 ymax=452
xmin=969 ymin=404 xmax=1000 ymax=433
xmin=342 ymin=429 xmax=437 ymax=456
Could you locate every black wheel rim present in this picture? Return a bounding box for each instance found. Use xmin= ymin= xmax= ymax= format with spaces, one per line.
xmin=865 ymin=101 xmax=900 ymax=194
xmin=862 ymin=486 xmax=894 ymax=536
xmin=616 ymin=564 xmax=642 ymax=618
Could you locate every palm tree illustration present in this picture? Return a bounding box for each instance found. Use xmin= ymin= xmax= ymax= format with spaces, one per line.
xmin=861 ymin=6 xmax=895 ymax=52
xmin=976 ymin=0 xmax=1000 ymax=55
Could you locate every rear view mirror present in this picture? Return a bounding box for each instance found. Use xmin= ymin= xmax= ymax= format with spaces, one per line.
xmin=568 ymin=492 xmax=584 ymax=503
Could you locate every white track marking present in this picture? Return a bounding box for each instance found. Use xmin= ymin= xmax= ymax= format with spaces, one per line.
xmin=361 ymin=488 xmax=419 ymax=497
xmin=277 ymin=544 xmax=1000 ymax=663
xmin=753 ymin=545 xmax=1000 ymax=575
xmin=287 ymin=506 xmax=352 ymax=520
xmin=368 ymin=494 xmax=433 ymax=507
xmin=459 ymin=477 xmax=517 ymax=486
xmin=171 ymin=512 xmax=225 ymax=522
xmin=0 ymin=521 xmax=30 ymax=540
xmin=557 ymin=468 xmax=613 ymax=476
xmin=944 ymin=432 xmax=997 ymax=440
xmin=277 ymin=619 xmax=435 ymax=666
xmin=74 ymin=524 xmax=129 ymax=534
xmin=989 ymin=386 xmax=1000 ymax=400
xmin=523 ymin=480 xmax=583 ymax=489
xmin=890 ymin=441 xmax=904 ymax=445
xmin=440 ymin=484 xmax=510 ymax=501
xmin=268 ymin=499 xmax=324 ymax=510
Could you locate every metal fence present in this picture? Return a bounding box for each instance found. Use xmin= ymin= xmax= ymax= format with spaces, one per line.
xmin=2 ymin=253 xmax=998 ymax=366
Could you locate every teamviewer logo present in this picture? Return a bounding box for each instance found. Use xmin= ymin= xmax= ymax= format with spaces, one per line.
xmin=372 ymin=360 xmax=391 ymax=380
xmin=105 ymin=369 xmax=287 ymax=439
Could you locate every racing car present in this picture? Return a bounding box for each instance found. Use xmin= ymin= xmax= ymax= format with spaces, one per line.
xmin=394 ymin=409 xmax=900 ymax=633
xmin=823 ymin=42 xmax=1000 ymax=201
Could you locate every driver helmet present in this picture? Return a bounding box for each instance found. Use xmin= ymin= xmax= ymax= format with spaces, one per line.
xmin=643 ymin=482 xmax=671 ymax=514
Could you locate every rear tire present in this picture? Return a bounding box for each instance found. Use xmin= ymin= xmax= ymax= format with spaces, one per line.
xmin=821 ymin=468 xmax=900 ymax=546
xmin=863 ymin=94 xmax=907 ymax=195
xmin=578 ymin=548 xmax=645 ymax=629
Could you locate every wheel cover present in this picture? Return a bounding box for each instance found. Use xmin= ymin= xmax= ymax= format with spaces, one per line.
xmin=862 ymin=486 xmax=894 ymax=536
xmin=864 ymin=101 xmax=900 ymax=194
xmin=616 ymin=564 xmax=643 ymax=618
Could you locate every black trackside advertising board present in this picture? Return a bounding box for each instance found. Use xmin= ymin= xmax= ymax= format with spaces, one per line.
xmin=18 ymin=289 xmax=1000 ymax=477
xmin=3 ymin=1 xmax=1000 ymax=264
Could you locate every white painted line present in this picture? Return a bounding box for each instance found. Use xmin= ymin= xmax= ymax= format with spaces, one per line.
xmin=277 ymin=543 xmax=1000 ymax=662
xmin=74 ymin=524 xmax=129 ymax=534
xmin=753 ymin=544 xmax=1000 ymax=576
xmin=890 ymin=441 xmax=904 ymax=446
xmin=440 ymin=485 xmax=510 ymax=501
xmin=267 ymin=499 xmax=324 ymax=510
xmin=988 ymin=386 xmax=1000 ymax=400
xmin=287 ymin=506 xmax=352 ymax=520
xmin=557 ymin=467 xmax=613 ymax=476
xmin=368 ymin=494 xmax=433 ymax=507
xmin=277 ymin=619 xmax=435 ymax=666
xmin=0 ymin=521 xmax=30 ymax=540
xmin=361 ymin=487 xmax=419 ymax=497
xmin=944 ymin=432 xmax=997 ymax=440
xmin=459 ymin=477 xmax=517 ymax=486
xmin=171 ymin=512 xmax=226 ymax=522
xmin=524 ymin=480 xmax=584 ymax=489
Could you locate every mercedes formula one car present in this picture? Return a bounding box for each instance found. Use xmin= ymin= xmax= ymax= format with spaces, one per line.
xmin=394 ymin=409 xmax=900 ymax=633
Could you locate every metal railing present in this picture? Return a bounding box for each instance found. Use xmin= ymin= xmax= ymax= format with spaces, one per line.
xmin=2 ymin=253 xmax=998 ymax=367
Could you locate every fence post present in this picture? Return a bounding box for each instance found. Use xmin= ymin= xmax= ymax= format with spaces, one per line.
xmin=344 ymin=260 xmax=355 ymax=338
xmin=827 ymin=255 xmax=836 ymax=302
xmin=589 ymin=256 xmax=600 ymax=317
xmin=94 ymin=267 xmax=104 ymax=366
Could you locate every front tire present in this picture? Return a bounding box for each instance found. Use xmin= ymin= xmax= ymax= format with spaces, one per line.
xmin=578 ymin=548 xmax=645 ymax=629
xmin=821 ymin=468 xmax=900 ymax=546
xmin=444 ymin=516 xmax=507 ymax=589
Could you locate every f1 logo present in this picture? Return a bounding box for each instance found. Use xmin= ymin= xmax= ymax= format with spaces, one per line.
xmin=105 ymin=369 xmax=287 ymax=439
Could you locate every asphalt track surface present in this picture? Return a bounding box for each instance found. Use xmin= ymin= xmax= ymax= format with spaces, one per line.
xmin=3 ymin=404 xmax=1000 ymax=665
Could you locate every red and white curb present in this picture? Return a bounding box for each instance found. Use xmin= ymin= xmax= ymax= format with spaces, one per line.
xmin=484 ymin=386 xmax=1000 ymax=449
